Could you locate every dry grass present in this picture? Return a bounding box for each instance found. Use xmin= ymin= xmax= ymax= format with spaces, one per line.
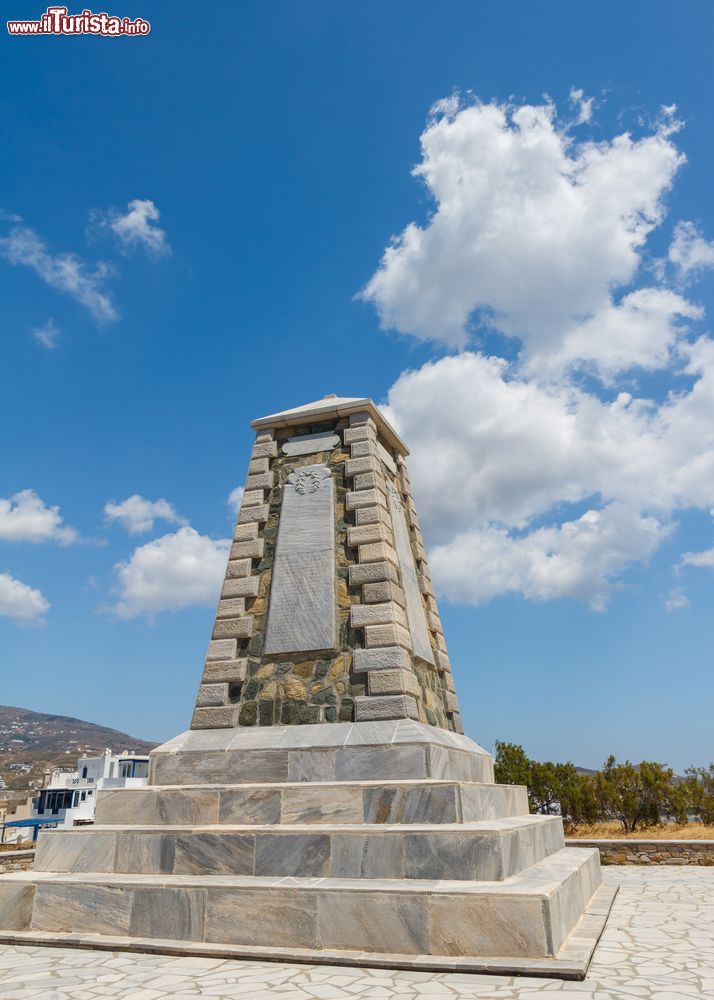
xmin=567 ymin=821 xmax=714 ymax=840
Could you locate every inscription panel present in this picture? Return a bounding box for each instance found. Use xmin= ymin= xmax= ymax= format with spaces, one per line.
xmin=264 ymin=465 xmax=336 ymax=654
xmin=282 ymin=431 xmax=340 ymax=457
xmin=387 ymin=484 xmax=435 ymax=665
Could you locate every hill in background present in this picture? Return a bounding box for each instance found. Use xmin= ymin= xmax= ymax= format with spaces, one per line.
xmin=0 ymin=705 xmax=157 ymax=793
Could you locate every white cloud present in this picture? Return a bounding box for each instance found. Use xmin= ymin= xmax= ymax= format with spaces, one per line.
xmin=0 ymin=225 xmax=116 ymax=322
xmin=0 ymin=572 xmax=49 ymax=624
xmin=112 ymin=526 xmax=230 ymax=619
xmin=227 ymin=486 xmax=244 ymax=513
xmin=361 ymin=94 xmax=685 ymax=365
xmin=668 ymin=220 xmax=714 ymax=280
xmin=569 ymin=87 xmax=594 ymax=125
xmin=98 ymin=199 xmax=170 ymax=259
xmin=664 ymin=586 xmax=689 ymax=611
xmin=679 ymin=547 xmax=714 ymax=570
xmin=31 ymin=318 xmax=60 ymax=349
xmin=104 ymin=495 xmax=186 ymax=535
xmin=429 ymin=504 xmax=665 ymax=610
xmin=0 ymin=490 xmax=77 ymax=544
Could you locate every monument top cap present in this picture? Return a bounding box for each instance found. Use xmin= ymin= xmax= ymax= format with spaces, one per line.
xmin=251 ymin=395 xmax=409 ymax=455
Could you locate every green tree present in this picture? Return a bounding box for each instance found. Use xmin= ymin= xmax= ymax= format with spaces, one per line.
xmin=684 ymin=764 xmax=714 ymax=825
xmin=594 ymin=756 xmax=681 ymax=833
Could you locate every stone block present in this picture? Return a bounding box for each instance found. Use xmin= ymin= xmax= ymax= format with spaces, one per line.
xmin=201 ymin=658 xmax=248 ymax=683
xmin=212 ymin=616 xmax=253 ymax=639
xmin=206 ymin=638 xmax=237 ymax=661
xmin=345 ymin=456 xmax=379 ymax=477
xmin=129 ymin=887 xmax=205 ymax=941
xmin=350 ymin=602 xmax=406 ymax=628
xmin=427 ymin=611 xmax=442 ymax=633
xmin=333 ymin=744 xmax=426 ymax=781
xmin=282 ymin=431 xmax=340 ymax=456
xmin=0 ymin=883 xmax=35 ymax=930
xmin=359 ymin=541 xmax=399 ymax=566
xmin=444 ymin=691 xmax=460 ymax=714
xmin=317 ymin=890 xmax=428 ymax=955
xmin=354 ymin=694 xmax=419 ymax=721
xmin=34 ymin=830 xmax=116 ymax=873
xmin=364 ymin=622 xmax=412 ymax=649
xmin=230 ymin=538 xmax=265 ymax=560
xmin=429 ymin=894 xmax=548 ymax=958
xmin=368 ymin=668 xmax=421 ymax=698
xmin=245 ymin=471 xmax=274 ymax=490
xmin=363 ymin=580 xmax=406 ymax=606
xmin=348 ymin=410 xmax=373 ymax=426
xmin=254 ymin=430 xmax=274 ymax=443
xmin=254 ymin=833 xmax=330 ymax=877
xmin=281 ymin=785 xmax=362 ymax=824
xmin=434 ymin=648 xmax=452 ymax=672
xmin=348 ymin=561 xmax=399 ymax=586
xmin=32 ymin=884 xmax=132 ymax=936
xmin=352 ymin=471 xmax=379 ymax=490
xmin=331 ymin=833 xmax=404 ymax=878
xmin=377 ymin=441 xmax=398 ymax=474
xmin=251 ymin=440 xmax=278 ymax=458
xmin=238 ymin=503 xmax=270 ymax=524
xmin=215 ymin=597 xmax=246 ymax=619
xmin=115 ymin=832 xmax=175 ymax=875
xmin=218 ymin=787 xmax=281 ymax=825
xmin=353 ymin=646 xmax=412 ymax=672
xmin=156 ymin=789 xmax=220 ymax=825
xmin=205 ymin=888 xmax=317 ymax=948
xmin=363 ymin=783 xmax=459 ymax=824
xmin=346 ymin=488 xmax=387 ymax=511
xmin=248 ymin=456 xmax=270 ymax=474
xmin=220 ymin=575 xmax=260 ymax=598
xmin=225 ymin=558 xmax=252 ymax=578
xmin=233 ymin=522 xmax=259 ymax=541
xmin=195 ymin=683 xmax=228 ymax=707
xmin=347 ymin=523 xmax=393 ymax=547
xmin=350 ymin=439 xmax=377 ymax=458
xmin=287 ymin=749 xmax=337 ymax=782
xmin=241 ymin=489 xmax=265 ymax=507
xmin=191 ymin=706 xmax=238 ymax=729
xmin=343 ymin=424 xmax=376 ymax=444
xmin=355 ymin=504 xmax=391 ymax=527
xmin=174 ymin=833 xmax=255 ymax=875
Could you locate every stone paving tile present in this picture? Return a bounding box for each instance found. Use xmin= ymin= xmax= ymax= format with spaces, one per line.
xmin=1 ymin=869 xmax=714 ymax=998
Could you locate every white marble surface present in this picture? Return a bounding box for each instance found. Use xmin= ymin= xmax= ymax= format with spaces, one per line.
xmin=1 ymin=868 xmax=713 ymax=998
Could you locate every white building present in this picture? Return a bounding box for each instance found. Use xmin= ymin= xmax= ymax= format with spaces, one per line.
xmin=31 ymin=748 xmax=149 ymax=829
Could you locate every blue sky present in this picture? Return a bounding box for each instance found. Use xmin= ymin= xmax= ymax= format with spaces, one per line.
xmin=1 ymin=1 xmax=713 ymax=771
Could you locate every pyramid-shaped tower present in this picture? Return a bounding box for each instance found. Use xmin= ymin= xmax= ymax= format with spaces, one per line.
xmin=0 ymin=396 xmax=614 ymax=977
xmin=191 ymin=395 xmax=461 ymax=734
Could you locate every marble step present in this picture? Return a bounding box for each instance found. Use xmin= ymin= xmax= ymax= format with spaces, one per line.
xmin=95 ymin=779 xmax=529 ymax=827
xmin=0 ymin=847 xmax=601 ymax=961
xmin=150 ymin=721 xmax=495 ymax=785
xmin=33 ymin=816 xmax=564 ymax=882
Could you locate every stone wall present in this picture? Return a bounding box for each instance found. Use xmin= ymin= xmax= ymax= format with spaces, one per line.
xmin=0 ymin=849 xmax=35 ymax=873
xmin=566 ymin=838 xmax=714 ymax=865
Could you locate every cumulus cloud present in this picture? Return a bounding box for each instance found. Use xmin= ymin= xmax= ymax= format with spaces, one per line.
xmin=679 ymin=547 xmax=714 ymax=570
xmin=112 ymin=526 xmax=230 ymax=619
xmin=93 ymin=199 xmax=170 ymax=259
xmin=364 ymin=92 xmax=714 ymax=609
xmin=430 ymin=504 xmax=665 ymax=611
xmin=0 ymin=490 xmax=77 ymax=544
xmin=31 ymin=318 xmax=60 ymax=349
xmin=0 ymin=572 xmax=49 ymax=624
xmin=668 ymin=220 xmax=714 ymax=281
xmin=227 ymin=486 xmax=244 ymax=513
xmin=568 ymin=87 xmax=595 ymax=125
xmin=361 ymin=94 xmax=686 ymax=367
xmin=0 ymin=225 xmax=116 ymax=322
xmin=104 ymin=495 xmax=187 ymax=535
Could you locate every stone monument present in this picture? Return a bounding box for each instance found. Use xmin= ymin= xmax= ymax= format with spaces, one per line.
xmin=0 ymin=396 xmax=615 ymax=976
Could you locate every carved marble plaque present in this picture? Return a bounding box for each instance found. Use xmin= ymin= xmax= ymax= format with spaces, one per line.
xmin=387 ymin=483 xmax=435 ymax=664
xmin=264 ymin=465 xmax=336 ymax=654
xmin=282 ymin=431 xmax=340 ymax=457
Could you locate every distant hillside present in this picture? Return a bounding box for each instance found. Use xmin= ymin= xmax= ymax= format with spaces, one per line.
xmin=0 ymin=706 xmax=157 ymax=793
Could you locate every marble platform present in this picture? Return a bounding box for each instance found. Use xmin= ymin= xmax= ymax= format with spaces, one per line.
xmin=0 ymin=722 xmax=607 ymax=976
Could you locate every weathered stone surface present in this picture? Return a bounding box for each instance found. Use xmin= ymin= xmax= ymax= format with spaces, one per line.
xmin=220 ymin=576 xmax=260 ymax=598
xmin=195 ymin=683 xmax=227 ymax=707
xmin=364 ymin=622 xmax=412 ymax=649
xmin=129 ymin=886 xmax=205 ymax=941
xmin=358 ymin=541 xmax=399 ymax=566
xmin=206 ymin=638 xmax=237 ymax=661
xmin=368 ymin=668 xmax=421 ymax=698
xmin=191 ymin=706 xmax=238 ymax=729
xmin=354 ymin=694 xmax=419 ymax=721
xmin=318 ymin=890 xmax=428 ymax=954
xmin=201 ymin=659 xmax=247 ymax=683
xmin=345 ymin=456 xmax=379 ymax=477
xmin=237 ymin=503 xmax=270 ymax=524
xmin=355 ymin=504 xmax=391 ymax=527
xmin=245 ymin=472 xmax=274 ymax=490
xmin=248 ymin=456 xmax=270 ymax=474
xmin=350 ymin=601 xmax=406 ymax=629
xmin=205 ymin=888 xmax=317 ymax=948
xmin=347 ymin=523 xmax=393 ymax=547
xmin=212 ymin=616 xmax=253 ymax=640
xmin=353 ymin=646 xmax=412 ymax=672
xmin=377 ymin=441 xmax=398 ymax=474
xmin=230 ymin=538 xmax=264 ymax=560
xmin=264 ymin=465 xmax=336 ymax=655
xmin=387 ymin=484 xmax=435 ymax=665
xmin=233 ymin=522 xmax=259 ymax=542
xmin=282 ymin=431 xmax=340 ymax=456
xmin=362 ymin=579 xmax=406 ymax=606
xmin=226 ymin=558 xmax=252 ymax=578
xmin=254 ymin=833 xmax=330 ymax=877
xmin=215 ymin=598 xmax=246 ymax=619
xmin=251 ymin=440 xmax=278 ymax=458
xmin=348 ymin=561 xmax=399 ymax=586
xmin=241 ymin=489 xmax=265 ymax=507
xmin=346 ymin=488 xmax=385 ymax=511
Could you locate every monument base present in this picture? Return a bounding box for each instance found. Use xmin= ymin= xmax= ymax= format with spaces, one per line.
xmin=0 ymin=722 xmax=609 ymax=978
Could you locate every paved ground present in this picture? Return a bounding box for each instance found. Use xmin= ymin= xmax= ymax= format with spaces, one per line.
xmin=1 ymin=868 xmax=713 ymax=999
